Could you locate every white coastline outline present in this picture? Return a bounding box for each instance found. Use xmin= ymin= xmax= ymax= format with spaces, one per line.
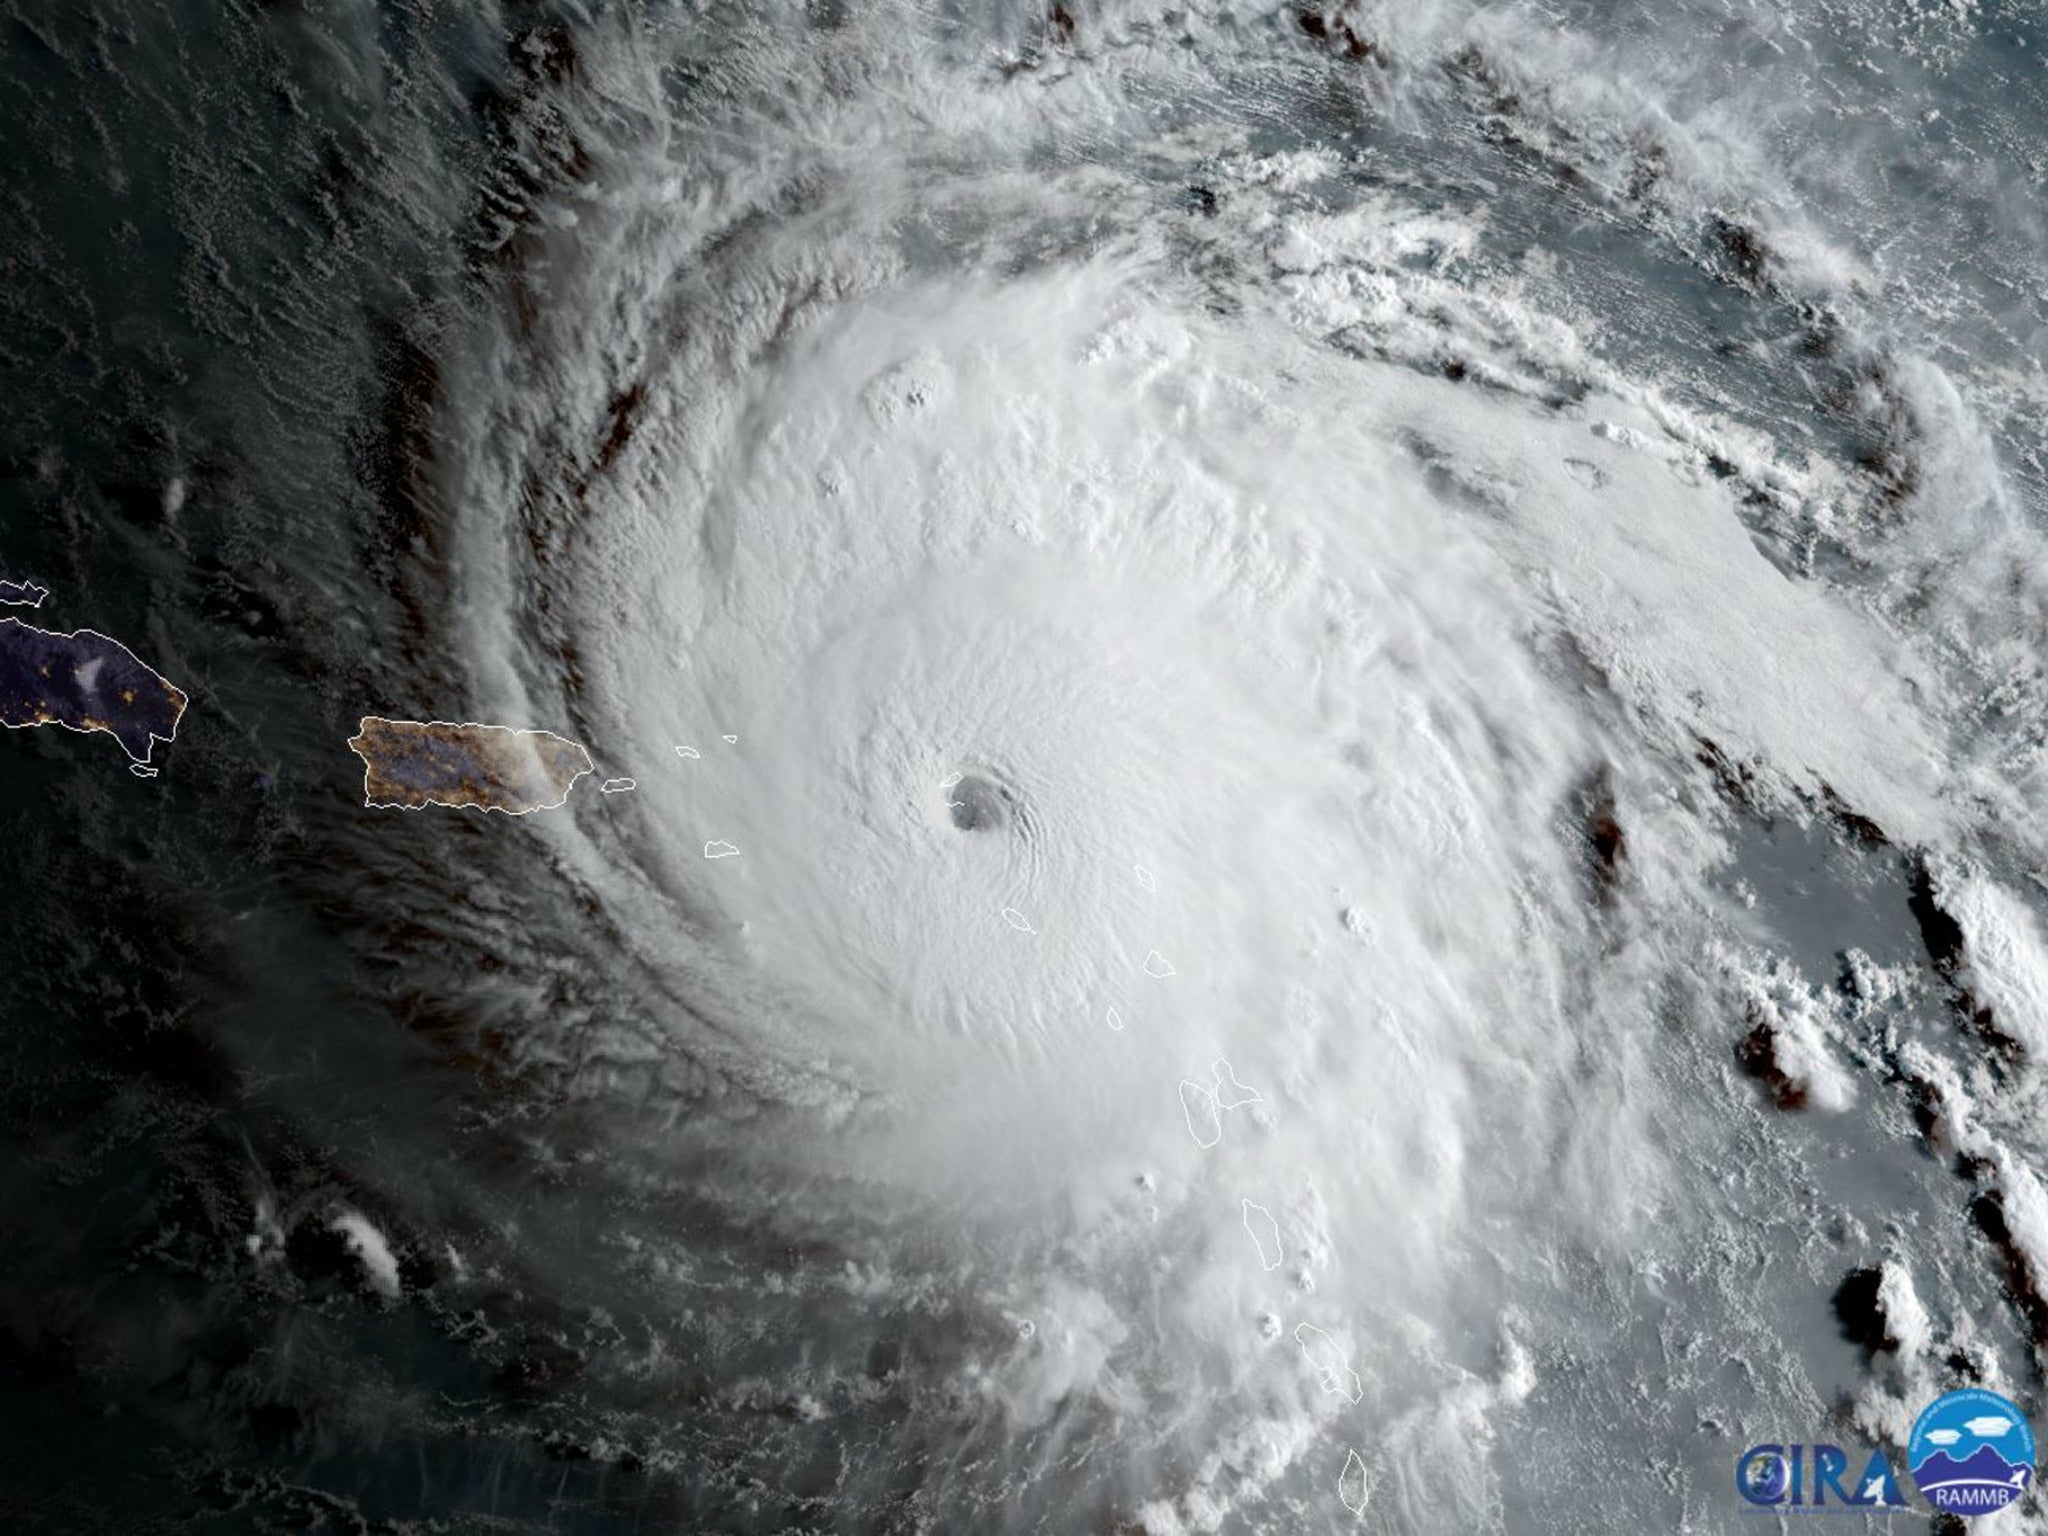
xmin=704 ymin=840 xmax=741 ymax=859
xmin=1212 ymin=1059 xmax=1263 ymax=1110
xmin=1179 ymin=1079 xmax=1223 ymax=1148
xmin=346 ymin=715 xmax=594 ymax=817
xmin=0 ymin=579 xmax=49 ymax=609
xmin=0 ymin=616 xmax=189 ymax=766
xmin=1338 ymin=1450 xmax=1370 ymax=1516
xmin=1293 ymin=1323 xmax=1364 ymax=1404
xmin=1241 ymin=1199 xmax=1283 ymax=1270
xmin=600 ymin=777 xmax=637 ymax=793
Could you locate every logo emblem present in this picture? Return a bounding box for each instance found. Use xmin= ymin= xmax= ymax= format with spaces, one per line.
xmin=1908 ymin=1388 xmax=2035 ymax=1516
xmin=1734 ymin=1443 xmax=1903 ymax=1510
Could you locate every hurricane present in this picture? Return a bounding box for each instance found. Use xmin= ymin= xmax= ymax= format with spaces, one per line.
xmin=4 ymin=2 xmax=2048 ymax=1532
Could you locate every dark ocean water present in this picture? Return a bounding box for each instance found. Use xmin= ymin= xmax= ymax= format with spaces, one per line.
xmin=4 ymin=2 xmax=2048 ymax=1532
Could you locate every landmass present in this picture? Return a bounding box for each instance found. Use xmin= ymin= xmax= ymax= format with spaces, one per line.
xmin=1211 ymin=1059 xmax=1261 ymax=1109
xmin=1241 ymin=1199 xmax=1283 ymax=1270
xmin=1339 ymin=1450 xmax=1370 ymax=1515
xmin=0 ymin=617 xmax=188 ymax=764
xmin=347 ymin=716 xmax=593 ymax=816
xmin=0 ymin=578 xmax=49 ymax=608
xmin=1179 ymin=1079 xmax=1223 ymax=1148
xmin=600 ymin=777 xmax=636 ymax=793
xmin=1294 ymin=1323 xmax=1363 ymax=1404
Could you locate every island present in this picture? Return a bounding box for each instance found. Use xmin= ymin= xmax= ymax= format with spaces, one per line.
xmin=1240 ymin=1199 xmax=1283 ymax=1271
xmin=1293 ymin=1323 xmax=1363 ymax=1404
xmin=0 ymin=578 xmax=49 ymax=608
xmin=348 ymin=716 xmax=594 ymax=816
xmin=0 ymin=617 xmax=188 ymax=764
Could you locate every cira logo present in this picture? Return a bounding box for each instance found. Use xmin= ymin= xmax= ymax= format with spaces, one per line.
xmin=1735 ymin=1444 xmax=1904 ymax=1511
xmin=1907 ymin=1388 xmax=2035 ymax=1517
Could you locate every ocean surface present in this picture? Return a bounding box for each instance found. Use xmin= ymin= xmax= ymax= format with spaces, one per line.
xmin=3 ymin=1 xmax=2048 ymax=1531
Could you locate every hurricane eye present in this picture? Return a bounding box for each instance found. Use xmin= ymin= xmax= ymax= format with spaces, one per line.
xmin=945 ymin=772 xmax=1007 ymax=832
